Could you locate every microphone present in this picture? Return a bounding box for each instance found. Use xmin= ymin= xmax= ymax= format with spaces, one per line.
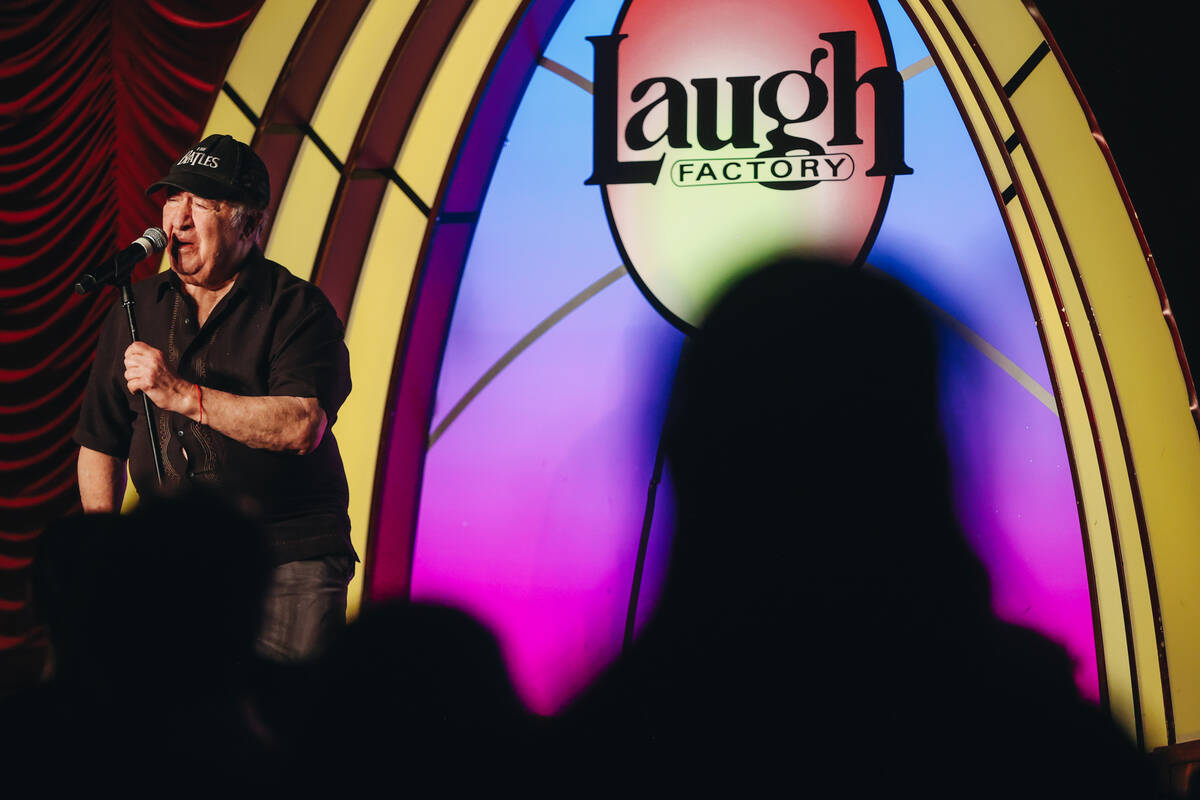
xmin=75 ymin=227 xmax=168 ymax=294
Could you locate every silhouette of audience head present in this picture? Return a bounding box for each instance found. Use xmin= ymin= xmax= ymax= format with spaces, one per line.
xmin=16 ymin=489 xmax=273 ymax=787
xmin=294 ymin=602 xmax=531 ymax=792
xmin=661 ymin=257 xmax=990 ymax=637
xmin=34 ymin=488 xmax=269 ymax=695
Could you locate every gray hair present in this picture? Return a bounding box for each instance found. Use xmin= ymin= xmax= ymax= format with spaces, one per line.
xmin=228 ymin=201 xmax=268 ymax=245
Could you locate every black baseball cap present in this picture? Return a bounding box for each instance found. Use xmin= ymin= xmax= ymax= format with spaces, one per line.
xmin=147 ymin=134 xmax=270 ymax=209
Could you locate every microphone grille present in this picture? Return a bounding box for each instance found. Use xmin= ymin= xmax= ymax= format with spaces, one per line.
xmin=142 ymin=227 xmax=168 ymax=251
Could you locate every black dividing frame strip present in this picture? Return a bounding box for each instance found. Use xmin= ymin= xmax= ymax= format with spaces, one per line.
xmin=349 ymin=166 xmax=432 ymax=217
xmin=222 ymin=82 xmax=260 ymax=127
xmin=1003 ymin=40 xmax=1050 ymax=97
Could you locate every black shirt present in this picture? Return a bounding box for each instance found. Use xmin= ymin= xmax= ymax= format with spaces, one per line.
xmin=74 ymin=247 xmax=355 ymax=565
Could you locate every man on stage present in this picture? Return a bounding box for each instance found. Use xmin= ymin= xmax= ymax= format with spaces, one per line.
xmin=74 ymin=134 xmax=356 ymax=661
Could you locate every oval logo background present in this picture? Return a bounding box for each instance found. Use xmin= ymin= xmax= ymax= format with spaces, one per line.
xmin=594 ymin=0 xmax=909 ymax=330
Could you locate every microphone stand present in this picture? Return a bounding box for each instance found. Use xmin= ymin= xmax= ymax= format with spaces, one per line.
xmin=118 ymin=276 xmax=165 ymax=487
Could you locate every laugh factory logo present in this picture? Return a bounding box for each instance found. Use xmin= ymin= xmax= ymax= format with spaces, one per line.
xmin=586 ymin=0 xmax=911 ymax=330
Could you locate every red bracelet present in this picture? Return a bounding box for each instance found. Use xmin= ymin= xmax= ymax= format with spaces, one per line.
xmin=195 ymin=383 xmax=205 ymax=425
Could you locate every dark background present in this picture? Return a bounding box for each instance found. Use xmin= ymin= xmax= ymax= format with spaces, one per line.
xmin=1034 ymin=1 xmax=1194 ymax=365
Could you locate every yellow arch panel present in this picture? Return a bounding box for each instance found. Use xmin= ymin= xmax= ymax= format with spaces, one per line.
xmin=395 ymin=0 xmax=524 ymax=205
xmin=338 ymin=184 xmax=427 ymax=617
xmin=929 ymin=2 xmax=1015 ymax=144
xmin=1005 ymin=22 xmax=1200 ymax=744
xmin=310 ymin=0 xmax=421 ymax=165
xmin=1010 ymin=134 xmax=1165 ymax=744
xmin=1006 ymin=193 xmax=1138 ymax=737
xmin=903 ymin=0 xmax=1145 ymax=741
xmin=224 ymin=0 xmax=319 ymax=118
xmin=913 ymin=0 xmax=1200 ymax=749
xmin=950 ymin=0 xmax=1179 ymax=749
xmin=938 ymin=0 xmax=1041 ymax=83
xmin=200 ymin=92 xmax=257 ymax=143
xmin=264 ymin=138 xmax=340 ymax=281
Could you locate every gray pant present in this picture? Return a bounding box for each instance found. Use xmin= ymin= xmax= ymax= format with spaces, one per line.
xmin=255 ymin=555 xmax=355 ymax=662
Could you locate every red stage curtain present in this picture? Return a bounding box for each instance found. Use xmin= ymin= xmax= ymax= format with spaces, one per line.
xmin=0 ymin=0 xmax=260 ymax=677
